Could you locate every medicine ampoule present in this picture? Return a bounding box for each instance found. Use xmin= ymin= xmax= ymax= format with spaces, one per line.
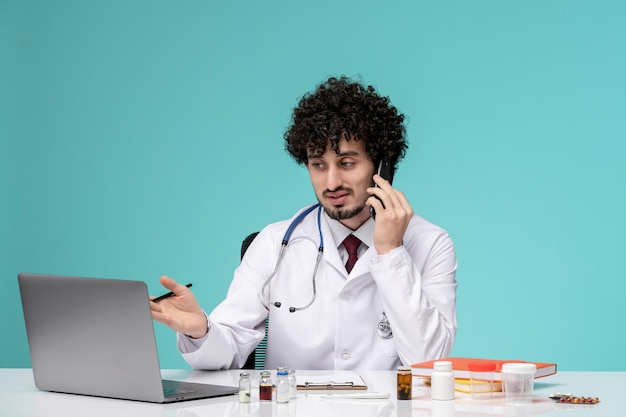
xmin=276 ymin=369 xmax=289 ymax=404
xmin=238 ymin=371 xmax=251 ymax=403
xmin=287 ymin=369 xmax=297 ymax=399
xmin=259 ymin=371 xmax=273 ymax=401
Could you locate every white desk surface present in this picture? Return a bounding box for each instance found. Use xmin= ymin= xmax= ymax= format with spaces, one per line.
xmin=1 ymin=368 xmax=623 ymax=417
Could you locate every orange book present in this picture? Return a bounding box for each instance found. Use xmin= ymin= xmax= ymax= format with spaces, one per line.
xmin=411 ymin=357 xmax=557 ymax=381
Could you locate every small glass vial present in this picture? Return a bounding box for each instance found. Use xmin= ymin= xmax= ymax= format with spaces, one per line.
xmin=287 ymin=369 xmax=297 ymax=399
xmin=259 ymin=370 xmax=273 ymax=401
xmin=276 ymin=369 xmax=290 ymax=404
xmin=238 ymin=371 xmax=251 ymax=403
xmin=431 ymin=360 xmax=455 ymax=401
xmin=397 ymin=365 xmax=412 ymax=400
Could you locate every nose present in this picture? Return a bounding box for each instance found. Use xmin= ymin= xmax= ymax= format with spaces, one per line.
xmin=326 ymin=165 xmax=343 ymax=191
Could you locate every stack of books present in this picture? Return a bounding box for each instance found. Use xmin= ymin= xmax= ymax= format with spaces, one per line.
xmin=411 ymin=357 xmax=557 ymax=393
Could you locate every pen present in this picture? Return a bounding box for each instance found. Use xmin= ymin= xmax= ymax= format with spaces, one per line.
xmin=151 ymin=283 xmax=193 ymax=303
xmin=320 ymin=392 xmax=391 ymax=399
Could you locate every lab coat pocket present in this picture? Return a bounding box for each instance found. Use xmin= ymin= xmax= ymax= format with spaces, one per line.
xmin=377 ymin=332 xmax=398 ymax=357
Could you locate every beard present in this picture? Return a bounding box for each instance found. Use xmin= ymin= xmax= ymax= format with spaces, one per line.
xmin=319 ymin=186 xmax=368 ymax=220
xmin=324 ymin=204 xmax=366 ymax=220
xmin=321 ymin=201 xmax=367 ymax=221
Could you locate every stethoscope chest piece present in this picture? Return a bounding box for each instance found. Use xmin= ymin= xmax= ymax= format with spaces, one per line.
xmin=377 ymin=311 xmax=393 ymax=339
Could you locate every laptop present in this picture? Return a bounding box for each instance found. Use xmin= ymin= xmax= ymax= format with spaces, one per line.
xmin=18 ymin=273 xmax=239 ymax=403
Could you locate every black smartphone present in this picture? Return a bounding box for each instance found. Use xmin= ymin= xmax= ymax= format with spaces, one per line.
xmin=370 ymin=159 xmax=395 ymax=219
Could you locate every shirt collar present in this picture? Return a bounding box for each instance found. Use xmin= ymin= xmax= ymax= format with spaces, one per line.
xmin=323 ymin=210 xmax=375 ymax=249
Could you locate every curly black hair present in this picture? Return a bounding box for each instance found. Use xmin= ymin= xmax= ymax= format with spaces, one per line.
xmin=284 ymin=76 xmax=408 ymax=171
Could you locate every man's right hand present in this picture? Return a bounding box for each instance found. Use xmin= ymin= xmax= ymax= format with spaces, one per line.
xmin=150 ymin=276 xmax=208 ymax=339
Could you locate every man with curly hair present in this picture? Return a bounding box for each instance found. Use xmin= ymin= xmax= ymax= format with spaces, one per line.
xmin=152 ymin=76 xmax=457 ymax=370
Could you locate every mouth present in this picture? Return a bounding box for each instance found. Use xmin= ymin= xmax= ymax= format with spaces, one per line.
xmin=324 ymin=190 xmax=351 ymax=206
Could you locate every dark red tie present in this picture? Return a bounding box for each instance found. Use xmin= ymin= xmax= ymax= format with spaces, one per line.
xmin=343 ymin=234 xmax=361 ymax=273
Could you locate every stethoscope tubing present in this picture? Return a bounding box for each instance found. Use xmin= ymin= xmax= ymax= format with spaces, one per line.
xmin=260 ymin=204 xmax=323 ymax=312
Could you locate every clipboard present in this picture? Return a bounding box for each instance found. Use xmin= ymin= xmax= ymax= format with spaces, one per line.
xmin=297 ymin=373 xmax=368 ymax=390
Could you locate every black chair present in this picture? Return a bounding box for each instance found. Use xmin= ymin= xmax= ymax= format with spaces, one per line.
xmin=240 ymin=232 xmax=259 ymax=261
xmin=241 ymin=232 xmax=268 ymax=370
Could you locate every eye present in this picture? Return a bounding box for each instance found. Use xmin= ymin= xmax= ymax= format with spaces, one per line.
xmin=309 ymin=161 xmax=325 ymax=170
xmin=341 ymin=160 xmax=355 ymax=168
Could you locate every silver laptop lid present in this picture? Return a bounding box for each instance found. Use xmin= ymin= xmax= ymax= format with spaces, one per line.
xmin=19 ymin=273 xmax=167 ymax=402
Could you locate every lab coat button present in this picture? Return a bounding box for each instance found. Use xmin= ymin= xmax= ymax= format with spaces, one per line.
xmin=340 ymin=291 xmax=351 ymax=300
xmin=341 ymin=352 xmax=351 ymax=360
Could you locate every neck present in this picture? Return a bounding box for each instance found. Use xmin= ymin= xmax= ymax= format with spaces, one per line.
xmin=339 ymin=210 xmax=371 ymax=231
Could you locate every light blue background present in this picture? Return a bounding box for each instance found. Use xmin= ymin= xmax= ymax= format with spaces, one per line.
xmin=2 ymin=1 xmax=625 ymax=371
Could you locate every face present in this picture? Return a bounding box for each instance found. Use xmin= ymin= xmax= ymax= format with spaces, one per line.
xmin=306 ymin=137 xmax=376 ymax=230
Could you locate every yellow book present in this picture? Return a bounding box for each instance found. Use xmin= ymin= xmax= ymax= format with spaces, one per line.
xmin=454 ymin=378 xmax=502 ymax=393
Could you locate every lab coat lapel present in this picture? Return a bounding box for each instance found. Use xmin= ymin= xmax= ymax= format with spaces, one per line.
xmin=317 ymin=214 xmax=349 ymax=276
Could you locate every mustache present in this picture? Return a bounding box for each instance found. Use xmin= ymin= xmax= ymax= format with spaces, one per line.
xmin=322 ymin=186 xmax=353 ymax=197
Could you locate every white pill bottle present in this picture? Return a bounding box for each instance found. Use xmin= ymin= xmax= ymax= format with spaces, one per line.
xmin=431 ymin=360 xmax=455 ymax=400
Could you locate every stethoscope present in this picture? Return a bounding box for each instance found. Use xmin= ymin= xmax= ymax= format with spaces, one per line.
xmin=260 ymin=204 xmax=324 ymax=313
xmin=259 ymin=203 xmax=393 ymax=338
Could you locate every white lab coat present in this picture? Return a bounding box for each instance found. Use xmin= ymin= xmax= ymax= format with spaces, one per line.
xmin=178 ymin=205 xmax=457 ymax=370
